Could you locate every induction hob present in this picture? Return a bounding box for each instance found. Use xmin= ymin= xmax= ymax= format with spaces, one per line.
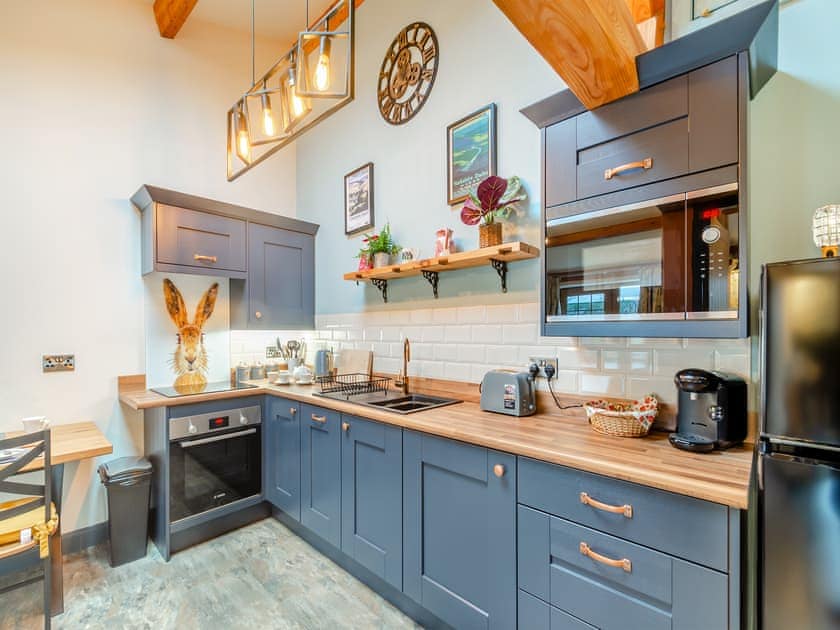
xmin=150 ymin=381 xmax=258 ymax=398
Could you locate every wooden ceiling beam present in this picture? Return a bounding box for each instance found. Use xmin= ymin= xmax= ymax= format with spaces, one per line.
xmin=492 ymin=0 xmax=647 ymax=109
xmin=153 ymin=0 xmax=199 ymax=39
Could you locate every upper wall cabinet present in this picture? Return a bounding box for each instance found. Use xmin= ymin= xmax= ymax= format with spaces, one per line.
xmin=540 ymin=55 xmax=748 ymax=338
xmin=131 ymin=186 xmax=319 ymax=330
xmin=232 ymin=223 xmax=315 ymax=330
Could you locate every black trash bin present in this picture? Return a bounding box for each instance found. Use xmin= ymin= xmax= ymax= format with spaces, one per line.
xmin=98 ymin=456 xmax=153 ymax=567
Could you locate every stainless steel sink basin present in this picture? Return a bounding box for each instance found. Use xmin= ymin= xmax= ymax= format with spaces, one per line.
xmin=365 ymin=394 xmax=461 ymax=414
xmin=313 ymin=390 xmax=462 ymax=414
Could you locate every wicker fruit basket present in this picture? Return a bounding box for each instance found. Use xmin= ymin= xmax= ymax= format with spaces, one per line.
xmin=584 ymin=395 xmax=659 ymax=438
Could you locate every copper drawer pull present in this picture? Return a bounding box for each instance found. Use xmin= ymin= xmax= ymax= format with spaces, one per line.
xmin=194 ymin=254 xmax=218 ymax=263
xmin=580 ymin=492 xmax=633 ymax=518
xmin=579 ymin=542 xmax=632 ymax=573
xmin=311 ymin=414 xmax=327 ymax=424
xmin=604 ymin=157 xmax=653 ymax=180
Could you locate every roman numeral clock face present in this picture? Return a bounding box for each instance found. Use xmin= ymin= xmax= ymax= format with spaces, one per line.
xmin=378 ymin=22 xmax=439 ymax=125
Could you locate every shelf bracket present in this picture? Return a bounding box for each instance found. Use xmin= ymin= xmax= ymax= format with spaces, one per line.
xmin=421 ymin=271 xmax=440 ymax=299
xmin=490 ymin=259 xmax=508 ymax=293
xmin=371 ymin=278 xmax=388 ymax=303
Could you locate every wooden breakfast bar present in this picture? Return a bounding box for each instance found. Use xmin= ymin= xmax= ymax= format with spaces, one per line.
xmin=2 ymin=422 xmax=112 ymax=615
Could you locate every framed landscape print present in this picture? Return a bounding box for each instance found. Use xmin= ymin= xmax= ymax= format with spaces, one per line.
xmin=446 ymin=103 xmax=497 ymax=205
xmin=345 ymin=162 xmax=374 ymax=235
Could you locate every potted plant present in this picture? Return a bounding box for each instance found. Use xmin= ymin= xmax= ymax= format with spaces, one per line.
xmin=362 ymin=222 xmax=401 ymax=268
xmin=460 ymin=175 xmax=525 ymax=248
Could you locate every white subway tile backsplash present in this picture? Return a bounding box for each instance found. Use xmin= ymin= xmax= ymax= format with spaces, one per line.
xmin=444 ymin=325 xmax=473 ymax=343
xmin=456 ymin=305 xmax=486 ymax=324
xmin=457 ymin=344 xmax=486 ymax=364
xmin=421 ymin=326 xmax=445 ymax=343
xmin=485 ymin=304 xmax=518 ymax=323
xmin=444 ymin=362 xmax=473 ymax=382
xmin=432 ymin=308 xmax=458 ymax=324
xmin=580 ymin=373 xmax=625 ymax=397
xmin=653 ymin=348 xmax=714 ymax=376
xmin=471 ymin=324 xmax=503 ymax=344
xmin=557 ymin=347 xmax=600 ymax=370
xmin=516 ymin=303 xmax=540 ymax=323
xmin=503 ymin=323 xmax=538 ymax=345
xmin=307 ymin=303 xmax=752 ymax=407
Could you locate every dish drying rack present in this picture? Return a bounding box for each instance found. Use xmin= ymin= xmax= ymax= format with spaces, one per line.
xmin=317 ymin=373 xmax=392 ymax=397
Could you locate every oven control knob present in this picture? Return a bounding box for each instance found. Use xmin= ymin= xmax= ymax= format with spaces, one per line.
xmin=239 ymin=413 xmax=248 ymax=425
xmin=188 ymin=422 xmax=198 ymax=435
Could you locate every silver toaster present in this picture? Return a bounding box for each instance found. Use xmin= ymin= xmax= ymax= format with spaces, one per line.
xmin=480 ymin=370 xmax=536 ymax=417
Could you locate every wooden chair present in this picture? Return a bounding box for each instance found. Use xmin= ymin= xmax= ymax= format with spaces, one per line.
xmin=0 ymin=430 xmax=58 ymax=629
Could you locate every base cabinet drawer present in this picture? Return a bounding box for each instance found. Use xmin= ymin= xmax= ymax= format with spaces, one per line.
xmin=518 ymin=505 xmax=728 ymax=630
xmin=518 ymin=457 xmax=728 ymax=571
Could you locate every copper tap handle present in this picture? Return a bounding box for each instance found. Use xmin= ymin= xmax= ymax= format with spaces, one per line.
xmin=579 ymin=492 xmax=633 ymax=518
xmin=579 ymin=542 xmax=632 ymax=573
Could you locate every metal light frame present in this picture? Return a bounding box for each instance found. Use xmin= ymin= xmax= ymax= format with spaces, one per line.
xmin=226 ymin=0 xmax=355 ymax=181
xmin=295 ymin=1 xmax=352 ymax=99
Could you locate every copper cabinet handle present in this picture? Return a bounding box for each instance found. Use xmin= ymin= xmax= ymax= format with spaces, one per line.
xmin=193 ymin=254 xmax=218 ymax=263
xmin=493 ymin=464 xmax=506 ymax=478
xmin=579 ymin=542 xmax=632 ymax=573
xmin=255 ymin=311 xmax=263 ymax=319
xmin=290 ymin=408 xmax=297 ymax=416
xmin=342 ymin=421 xmax=350 ymax=432
xmin=604 ymin=157 xmax=653 ymax=180
xmin=311 ymin=414 xmax=327 ymax=424
xmin=580 ymin=492 xmax=633 ymax=518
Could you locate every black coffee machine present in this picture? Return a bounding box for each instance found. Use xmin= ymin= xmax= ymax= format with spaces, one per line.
xmin=670 ymin=368 xmax=747 ymax=452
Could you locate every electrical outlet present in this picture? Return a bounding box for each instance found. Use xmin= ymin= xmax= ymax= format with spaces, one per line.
xmin=266 ymin=346 xmax=281 ymax=359
xmin=528 ymin=356 xmax=558 ymax=378
xmin=43 ymin=354 xmax=75 ymax=372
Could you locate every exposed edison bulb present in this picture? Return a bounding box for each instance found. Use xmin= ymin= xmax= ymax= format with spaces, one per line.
xmin=314 ymin=36 xmax=331 ymax=91
xmin=261 ymin=93 xmax=275 ymax=136
xmin=234 ymin=107 xmax=251 ymax=162
xmin=286 ymin=66 xmax=310 ymax=121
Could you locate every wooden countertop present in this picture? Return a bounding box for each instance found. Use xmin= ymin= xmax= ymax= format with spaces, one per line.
xmin=4 ymin=422 xmax=114 ymax=472
xmin=120 ymin=379 xmax=753 ymax=509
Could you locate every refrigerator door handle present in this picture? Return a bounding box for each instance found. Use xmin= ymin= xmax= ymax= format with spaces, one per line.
xmin=758 ymin=452 xmax=764 ymax=491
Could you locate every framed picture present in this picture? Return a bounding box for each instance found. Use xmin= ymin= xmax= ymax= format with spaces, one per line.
xmin=345 ymin=162 xmax=374 ymax=235
xmin=446 ymin=103 xmax=497 ymax=206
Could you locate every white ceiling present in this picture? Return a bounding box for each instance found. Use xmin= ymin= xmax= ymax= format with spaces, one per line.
xmin=188 ymin=0 xmax=337 ymax=42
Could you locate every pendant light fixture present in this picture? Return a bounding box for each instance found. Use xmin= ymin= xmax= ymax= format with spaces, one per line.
xmin=226 ymin=0 xmax=355 ymax=181
xmin=295 ymin=0 xmax=352 ymax=98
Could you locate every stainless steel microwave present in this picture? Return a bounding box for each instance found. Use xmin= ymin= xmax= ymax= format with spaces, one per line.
xmin=543 ymin=183 xmax=744 ymax=337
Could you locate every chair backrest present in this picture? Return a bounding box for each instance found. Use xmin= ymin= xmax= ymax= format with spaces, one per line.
xmin=0 ymin=429 xmax=51 ymax=527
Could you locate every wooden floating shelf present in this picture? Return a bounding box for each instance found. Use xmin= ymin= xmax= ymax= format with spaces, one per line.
xmin=344 ymin=241 xmax=540 ymax=302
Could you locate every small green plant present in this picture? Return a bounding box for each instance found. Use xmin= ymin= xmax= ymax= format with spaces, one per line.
xmin=360 ymin=222 xmax=401 ymax=257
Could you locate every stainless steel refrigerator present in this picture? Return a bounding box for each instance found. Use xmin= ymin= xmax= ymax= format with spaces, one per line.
xmin=759 ymin=257 xmax=840 ymax=630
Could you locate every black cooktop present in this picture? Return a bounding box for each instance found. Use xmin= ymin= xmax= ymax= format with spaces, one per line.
xmin=150 ymin=381 xmax=258 ymax=398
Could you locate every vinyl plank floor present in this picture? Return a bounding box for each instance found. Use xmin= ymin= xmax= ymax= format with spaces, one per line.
xmin=0 ymin=518 xmax=421 ymax=629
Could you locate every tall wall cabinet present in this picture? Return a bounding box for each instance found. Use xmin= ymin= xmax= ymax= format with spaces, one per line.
xmin=131 ymin=185 xmax=318 ymax=330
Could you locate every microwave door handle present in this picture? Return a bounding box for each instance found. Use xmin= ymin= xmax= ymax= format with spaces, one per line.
xmin=179 ymin=428 xmax=257 ymax=448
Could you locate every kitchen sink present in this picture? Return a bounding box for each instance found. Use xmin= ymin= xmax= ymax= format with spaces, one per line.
xmin=365 ymin=394 xmax=461 ymax=414
xmin=314 ymin=390 xmax=462 ymax=414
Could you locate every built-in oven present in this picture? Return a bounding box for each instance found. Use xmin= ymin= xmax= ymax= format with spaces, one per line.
xmin=168 ymin=405 xmax=262 ymax=524
xmin=545 ymin=183 xmax=740 ymax=324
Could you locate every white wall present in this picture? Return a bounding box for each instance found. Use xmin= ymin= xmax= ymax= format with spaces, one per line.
xmin=0 ymin=0 xmax=297 ymax=532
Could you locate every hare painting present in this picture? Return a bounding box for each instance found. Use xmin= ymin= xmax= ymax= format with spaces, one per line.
xmin=163 ymin=279 xmax=219 ymax=394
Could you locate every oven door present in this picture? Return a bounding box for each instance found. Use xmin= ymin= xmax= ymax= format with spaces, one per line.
xmin=545 ymin=193 xmax=687 ymax=322
xmin=169 ymin=425 xmax=262 ymax=523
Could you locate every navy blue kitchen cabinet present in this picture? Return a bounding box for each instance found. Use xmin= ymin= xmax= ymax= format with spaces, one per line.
xmin=403 ymin=431 xmax=516 ymax=630
xmin=340 ymin=415 xmax=402 ymax=590
xmin=264 ymin=397 xmax=301 ymax=520
xmin=300 ymin=404 xmax=341 ymax=547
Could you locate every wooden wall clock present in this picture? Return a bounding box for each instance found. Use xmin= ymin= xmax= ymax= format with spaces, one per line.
xmin=377 ymin=22 xmax=439 ymax=125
